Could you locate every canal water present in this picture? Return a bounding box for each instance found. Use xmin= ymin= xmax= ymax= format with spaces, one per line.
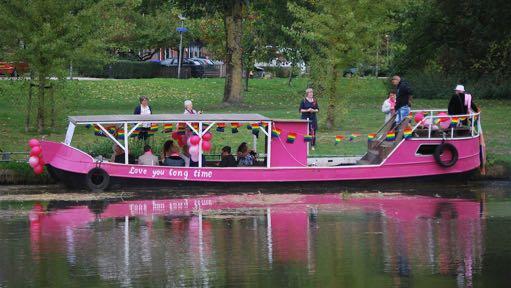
xmin=0 ymin=182 xmax=510 ymax=287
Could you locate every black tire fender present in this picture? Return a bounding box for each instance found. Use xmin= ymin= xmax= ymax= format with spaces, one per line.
xmin=86 ymin=167 xmax=110 ymax=192
xmin=434 ymin=143 xmax=458 ymax=168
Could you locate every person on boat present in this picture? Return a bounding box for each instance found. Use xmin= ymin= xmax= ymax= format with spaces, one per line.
xmin=299 ymin=88 xmax=319 ymax=150
xmin=219 ymin=146 xmax=237 ymax=167
xmin=448 ymin=85 xmax=478 ymax=121
xmin=111 ymin=144 xmax=135 ymax=164
xmin=133 ymin=96 xmax=152 ymax=140
xmin=391 ymin=75 xmax=413 ymax=125
xmin=180 ymin=144 xmax=191 ymax=167
xmin=162 ymin=141 xmax=185 ymax=167
xmin=183 ymin=100 xmax=202 ymax=114
xmin=138 ymin=145 xmax=159 ymax=166
xmin=237 ymin=142 xmax=255 ymax=166
xmin=382 ymin=90 xmax=397 ymax=123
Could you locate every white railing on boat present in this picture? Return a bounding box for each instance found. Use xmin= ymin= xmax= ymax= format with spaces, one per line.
xmin=409 ymin=109 xmax=481 ymax=140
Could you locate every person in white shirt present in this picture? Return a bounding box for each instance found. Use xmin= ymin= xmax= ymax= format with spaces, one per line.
xmin=138 ymin=145 xmax=159 ymax=166
xmin=134 ymin=96 xmax=153 ymax=140
xmin=183 ymin=100 xmax=201 ymax=114
xmin=381 ymin=90 xmax=396 ymax=124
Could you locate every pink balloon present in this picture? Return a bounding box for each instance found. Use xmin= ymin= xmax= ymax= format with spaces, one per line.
xmin=202 ymin=132 xmax=212 ymax=141
xmin=414 ymin=112 xmax=424 ymax=123
xmin=28 ymin=139 xmax=40 ymax=147
xmin=28 ymin=156 xmax=39 ymax=168
xmin=38 ymin=157 xmax=45 ymax=166
xmin=30 ymin=146 xmax=42 ymax=157
xmin=190 ymin=153 xmax=199 ymax=163
xmin=190 ymin=135 xmax=201 ymax=146
xmin=33 ymin=165 xmax=44 ymax=175
xmin=437 ymin=112 xmax=449 ymax=122
xmin=440 ymin=120 xmax=451 ymax=130
xmin=171 ymin=132 xmax=179 ymax=140
xmin=189 ymin=145 xmax=199 ymax=156
xmin=202 ymin=140 xmax=212 ymax=152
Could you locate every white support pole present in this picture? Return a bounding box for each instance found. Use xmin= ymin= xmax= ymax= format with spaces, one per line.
xmin=97 ymin=123 xmax=125 ymax=150
xmin=124 ymin=122 xmax=129 ymax=164
xmin=471 ymin=114 xmax=475 ymax=136
xmin=266 ymin=121 xmax=272 ymax=168
xmin=198 ymin=122 xmax=203 ymax=168
xmin=127 ymin=122 xmax=141 ymax=137
xmin=64 ymin=122 xmax=76 ymax=145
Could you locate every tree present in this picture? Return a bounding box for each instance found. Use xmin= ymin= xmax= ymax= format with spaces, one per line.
xmin=0 ymin=0 xmax=113 ymax=133
xmin=287 ymin=0 xmax=396 ymax=128
xmin=172 ymin=0 xmax=247 ymax=104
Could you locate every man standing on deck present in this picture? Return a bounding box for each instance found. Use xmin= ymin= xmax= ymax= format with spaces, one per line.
xmin=391 ymin=75 xmax=413 ymax=125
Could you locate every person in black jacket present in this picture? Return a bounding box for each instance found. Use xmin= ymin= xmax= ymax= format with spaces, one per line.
xmin=448 ymin=85 xmax=478 ymax=115
xmin=391 ymin=75 xmax=413 ymax=124
xmin=133 ymin=96 xmax=152 ymax=140
xmin=219 ymin=146 xmax=237 ymax=167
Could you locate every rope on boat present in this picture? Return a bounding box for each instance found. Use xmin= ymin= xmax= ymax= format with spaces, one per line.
xmin=276 ymin=136 xmax=308 ymax=167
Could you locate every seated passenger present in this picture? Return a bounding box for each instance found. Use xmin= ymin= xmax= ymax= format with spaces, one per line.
xmin=236 ymin=142 xmax=255 ymax=167
xmin=180 ymin=144 xmax=191 ymax=167
xmin=138 ymin=145 xmax=159 ymax=166
xmin=219 ymin=146 xmax=237 ymax=167
xmin=111 ymin=144 xmax=135 ymax=164
xmin=163 ymin=144 xmax=185 ymax=167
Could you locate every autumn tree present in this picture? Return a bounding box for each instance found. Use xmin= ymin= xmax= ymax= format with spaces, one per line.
xmin=287 ymin=0 xmax=396 ymax=128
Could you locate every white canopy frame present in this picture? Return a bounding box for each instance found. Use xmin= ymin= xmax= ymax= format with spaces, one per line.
xmin=65 ymin=115 xmax=275 ymax=167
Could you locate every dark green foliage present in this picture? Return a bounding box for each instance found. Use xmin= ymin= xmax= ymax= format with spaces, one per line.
xmin=404 ymin=71 xmax=511 ymax=99
xmin=75 ymin=61 xmax=191 ymax=79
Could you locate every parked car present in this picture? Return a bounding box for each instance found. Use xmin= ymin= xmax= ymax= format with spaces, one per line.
xmin=160 ymin=58 xmax=204 ymax=78
xmin=0 ymin=62 xmax=28 ymax=77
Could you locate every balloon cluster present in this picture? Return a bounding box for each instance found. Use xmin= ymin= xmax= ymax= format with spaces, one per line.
xmin=187 ymin=132 xmax=213 ymax=162
xmin=28 ymin=139 xmax=44 ymax=175
xmin=414 ymin=112 xmax=451 ymax=130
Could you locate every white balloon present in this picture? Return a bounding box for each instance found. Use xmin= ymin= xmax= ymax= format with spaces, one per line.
xmin=28 ymin=156 xmax=39 ymax=168
xmin=190 ymin=153 xmax=199 ymax=162
xmin=189 ymin=145 xmax=199 ymax=156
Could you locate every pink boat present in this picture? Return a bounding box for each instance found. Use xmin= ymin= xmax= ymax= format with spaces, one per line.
xmin=39 ymin=110 xmax=484 ymax=191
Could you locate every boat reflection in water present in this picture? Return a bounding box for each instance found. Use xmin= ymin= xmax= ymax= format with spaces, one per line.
xmin=28 ymin=194 xmax=484 ymax=287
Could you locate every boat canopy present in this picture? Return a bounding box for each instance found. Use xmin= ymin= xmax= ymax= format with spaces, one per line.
xmin=69 ymin=113 xmax=271 ymax=124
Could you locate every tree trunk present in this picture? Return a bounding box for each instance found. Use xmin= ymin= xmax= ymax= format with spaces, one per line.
xmin=288 ymin=64 xmax=294 ymax=86
xmin=326 ymin=65 xmax=339 ymax=129
xmin=25 ymin=72 xmax=34 ymax=132
xmin=223 ymin=0 xmax=243 ymax=104
xmin=49 ymin=85 xmax=55 ymax=130
xmin=244 ymin=68 xmax=250 ymax=92
xmin=37 ymin=74 xmax=46 ymax=133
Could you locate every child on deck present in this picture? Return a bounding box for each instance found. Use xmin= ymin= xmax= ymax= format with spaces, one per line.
xmin=381 ymin=90 xmax=396 ymax=124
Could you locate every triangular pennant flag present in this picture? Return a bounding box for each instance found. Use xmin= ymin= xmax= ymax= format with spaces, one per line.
xmin=287 ymin=132 xmax=296 ymax=143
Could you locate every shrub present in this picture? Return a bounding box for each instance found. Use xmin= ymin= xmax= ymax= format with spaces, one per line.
xmin=404 ymin=70 xmax=511 ymax=99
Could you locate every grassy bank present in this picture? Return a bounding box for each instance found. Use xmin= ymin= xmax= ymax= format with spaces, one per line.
xmin=1 ymin=77 xmax=510 ymax=173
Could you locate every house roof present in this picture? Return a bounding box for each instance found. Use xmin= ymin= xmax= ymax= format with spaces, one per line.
xmin=69 ymin=114 xmax=271 ymax=124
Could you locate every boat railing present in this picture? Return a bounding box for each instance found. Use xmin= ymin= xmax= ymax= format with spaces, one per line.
xmin=409 ymin=109 xmax=481 ymax=139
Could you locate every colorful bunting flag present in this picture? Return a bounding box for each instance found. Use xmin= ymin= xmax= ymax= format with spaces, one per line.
xmin=178 ymin=123 xmax=186 ymax=135
xmin=216 ymin=123 xmax=226 ymax=132
xmin=148 ymin=123 xmax=158 ymax=135
xmin=450 ymin=117 xmax=459 ymax=127
xmin=368 ymin=133 xmax=376 ymax=141
xmin=404 ymin=128 xmax=412 ymax=139
xmin=116 ymin=128 xmax=125 ymax=140
xmin=130 ymin=127 xmax=141 ymax=138
xmin=349 ymin=133 xmax=362 ymax=142
xmin=162 ymin=123 xmax=173 ymax=133
xmin=271 ymin=128 xmax=281 ymax=138
xmin=335 ymin=135 xmax=344 ymax=145
xmin=251 ymin=123 xmax=259 ymax=137
xmin=303 ymin=134 xmax=313 ymax=142
xmin=246 ymin=124 xmax=252 ymax=130
xmin=231 ymin=122 xmax=239 ymax=133
xmin=287 ymin=132 xmax=296 ymax=143
xmin=386 ymin=131 xmax=396 ymax=141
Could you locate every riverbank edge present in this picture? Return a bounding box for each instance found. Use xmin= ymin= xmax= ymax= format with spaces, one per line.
xmin=1 ymin=162 xmax=510 ymax=186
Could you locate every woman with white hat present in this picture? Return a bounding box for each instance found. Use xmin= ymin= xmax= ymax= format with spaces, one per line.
xmin=448 ymin=84 xmax=478 ymax=116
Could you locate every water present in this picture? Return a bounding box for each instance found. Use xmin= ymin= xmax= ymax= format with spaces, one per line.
xmin=0 ymin=182 xmax=510 ymax=287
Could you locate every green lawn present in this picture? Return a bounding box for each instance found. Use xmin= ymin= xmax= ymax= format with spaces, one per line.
xmin=0 ymin=77 xmax=510 ymax=165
